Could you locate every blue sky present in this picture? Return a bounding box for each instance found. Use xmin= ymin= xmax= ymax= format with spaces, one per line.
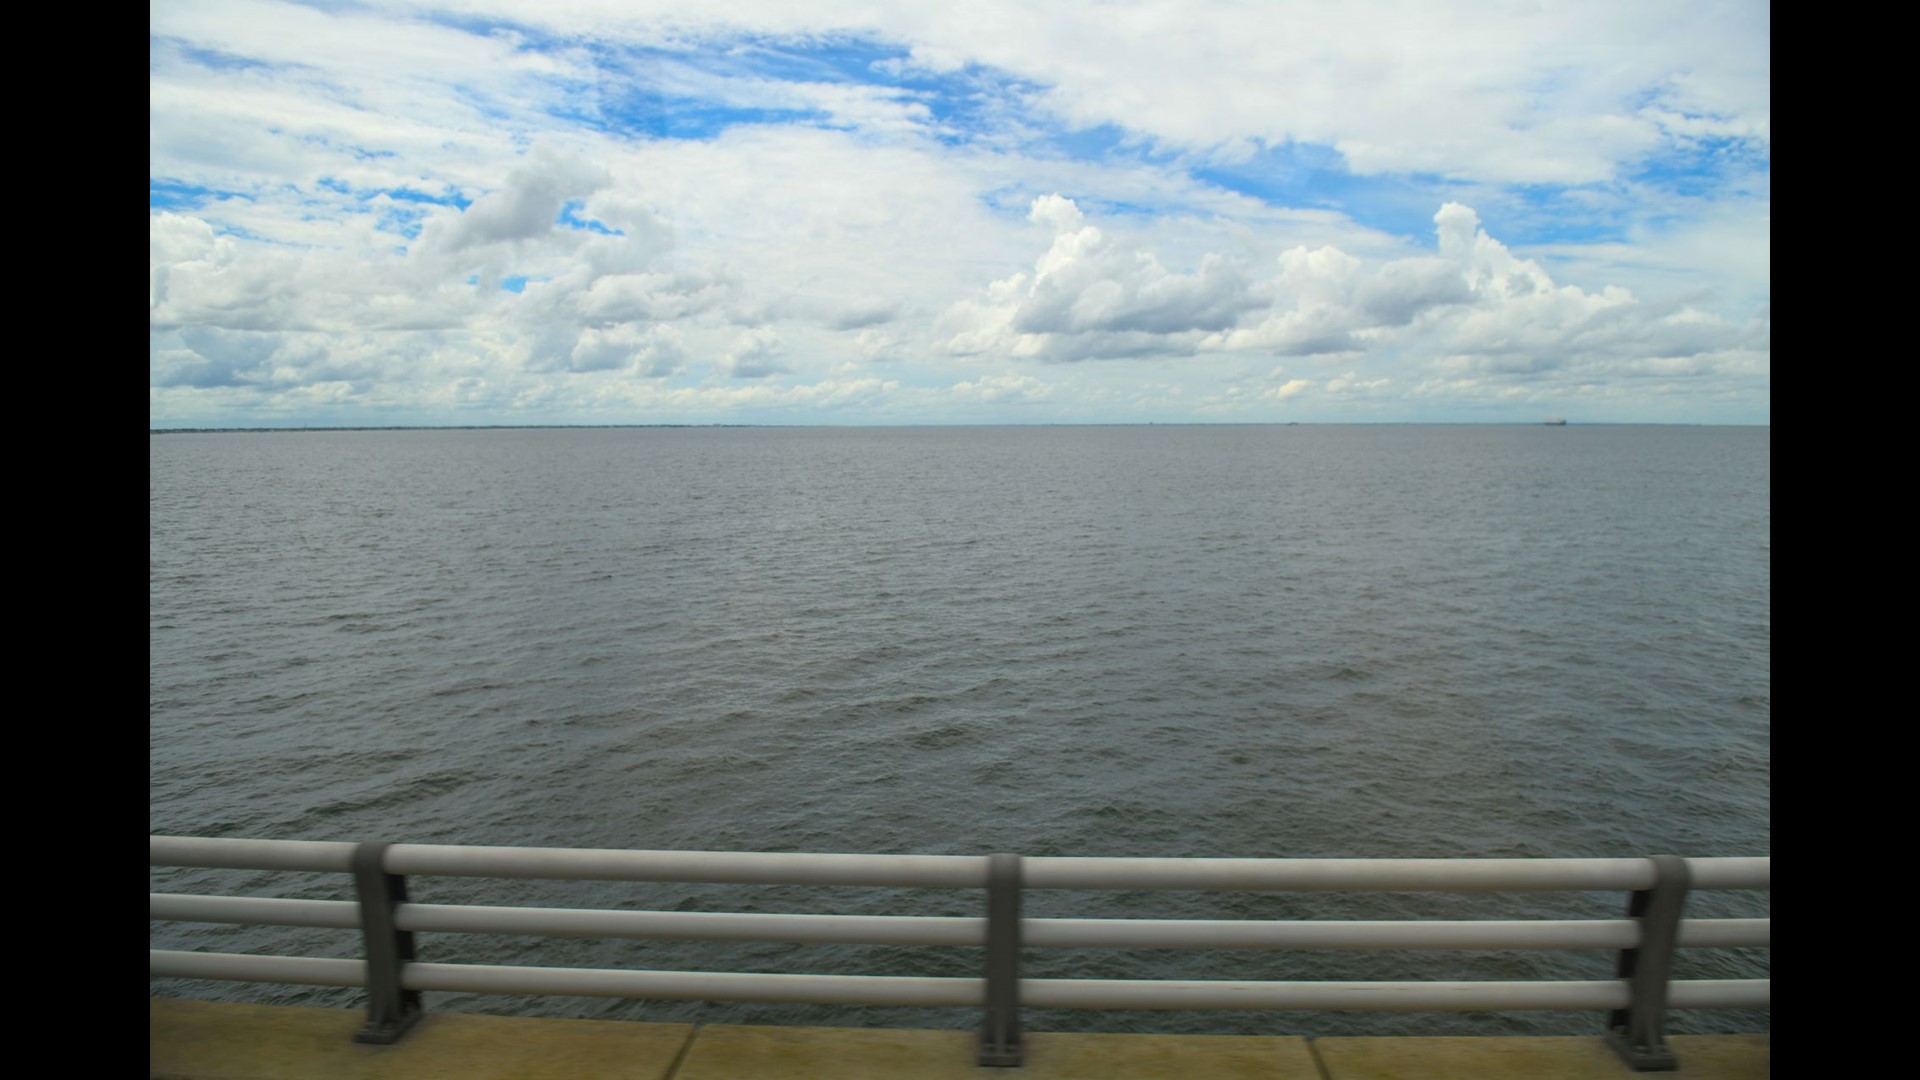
xmin=150 ymin=1 xmax=1770 ymax=426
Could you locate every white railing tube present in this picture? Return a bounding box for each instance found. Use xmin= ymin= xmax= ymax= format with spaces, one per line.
xmin=150 ymin=894 xmax=359 ymax=928
xmin=404 ymin=962 xmax=980 ymax=1006
xmin=1674 ymin=918 xmax=1769 ymax=949
xmin=1022 ymin=978 xmax=1632 ymax=1011
xmin=151 ymin=951 xmax=1770 ymax=1012
xmin=1669 ymin=979 xmax=1770 ymax=1009
xmin=150 ymin=950 xmax=364 ymax=987
xmin=148 ymin=951 xmax=978 ymax=1004
xmin=1682 ymin=858 xmax=1770 ymax=890
xmin=404 ymin=906 xmax=982 ymax=945
xmin=1022 ymin=978 xmax=1765 ymax=1011
xmin=151 ymin=838 xmax=1767 ymax=893
xmin=150 ymin=836 xmax=356 ymax=873
xmin=1030 ymin=917 xmax=1769 ymax=950
xmin=382 ymin=845 xmax=990 ymax=887
xmin=1021 ymin=856 xmax=1768 ymax=892
xmin=149 ymin=893 xmax=1771 ymax=951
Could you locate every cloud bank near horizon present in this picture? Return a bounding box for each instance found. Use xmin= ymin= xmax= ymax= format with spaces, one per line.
xmin=151 ymin=1 xmax=1770 ymax=425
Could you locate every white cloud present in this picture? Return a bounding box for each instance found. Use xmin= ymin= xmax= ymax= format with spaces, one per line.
xmin=413 ymin=1 xmax=1766 ymax=185
xmin=149 ymin=2 xmax=1767 ymax=425
xmin=431 ymin=152 xmax=610 ymax=253
xmin=574 ymin=271 xmax=736 ymax=324
xmin=717 ymin=328 xmax=790 ymax=378
xmin=568 ymin=324 xmax=686 ymax=375
xmin=937 ymin=197 xmax=1265 ymax=361
xmin=950 ymin=373 xmax=1052 ymax=403
xmin=940 ymin=195 xmax=1761 ymax=410
xmin=1325 ymin=372 xmax=1390 ymax=395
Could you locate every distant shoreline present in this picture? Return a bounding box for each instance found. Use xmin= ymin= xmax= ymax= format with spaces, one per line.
xmin=150 ymin=424 xmax=750 ymax=434
xmin=149 ymin=421 xmax=1751 ymax=434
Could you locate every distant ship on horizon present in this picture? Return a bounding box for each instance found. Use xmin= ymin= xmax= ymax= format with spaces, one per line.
xmin=1543 ymin=418 xmax=1567 ymax=426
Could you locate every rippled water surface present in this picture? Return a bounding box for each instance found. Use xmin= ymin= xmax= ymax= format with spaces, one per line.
xmin=150 ymin=425 xmax=1769 ymax=1035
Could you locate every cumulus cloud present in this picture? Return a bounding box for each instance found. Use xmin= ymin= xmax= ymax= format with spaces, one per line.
xmin=1325 ymin=372 xmax=1390 ymax=395
xmin=854 ymin=327 xmax=907 ymax=362
xmin=932 ymin=2 xmax=1765 ymax=185
xmin=149 ymin=3 xmax=1766 ymax=424
xmin=717 ymin=328 xmax=790 ymax=378
xmin=148 ymin=139 xmax=741 ymax=393
xmin=825 ymin=300 xmax=906 ymax=330
xmin=351 ymin=2 xmax=1763 ymax=187
xmin=575 ymin=271 xmax=736 ymax=325
xmin=950 ymin=373 xmax=1052 ymax=403
xmin=938 ymin=196 xmax=1263 ymax=361
xmin=631 ymin=327 xmax=689 ymax=378
xmin=941 ymin=195 xmax=1760 ymax=403
xmin=152 ymin=328 xmax=280 ymax=388
xmin=568 ymin=324 xmax=687 ymax=376
xmin=429 ymin=151 xmax=611 ymax=253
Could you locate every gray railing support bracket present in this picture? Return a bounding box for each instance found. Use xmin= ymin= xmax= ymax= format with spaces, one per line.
xmin=352 ymin=840 xmax=423 ymax=1044
xmin=979 ymin=853 xmax=1023 ymax=1067
xmin=1605 ymin=854 xmax=1690 ymax=1071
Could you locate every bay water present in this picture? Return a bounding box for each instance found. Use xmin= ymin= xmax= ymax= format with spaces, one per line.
xmin=149 ymin=424 xmax=1769 ymax=1035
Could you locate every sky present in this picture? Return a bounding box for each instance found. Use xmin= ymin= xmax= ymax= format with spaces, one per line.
xmin=150 ymin=1 xmax=1770 ymax=426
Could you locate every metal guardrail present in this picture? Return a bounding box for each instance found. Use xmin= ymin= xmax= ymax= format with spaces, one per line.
xmin=149 ymin=836 xmax=1770 ymax=1071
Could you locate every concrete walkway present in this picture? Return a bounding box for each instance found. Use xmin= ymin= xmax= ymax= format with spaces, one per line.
xmin=151 ymin=998 xmax=1769 ymax=1079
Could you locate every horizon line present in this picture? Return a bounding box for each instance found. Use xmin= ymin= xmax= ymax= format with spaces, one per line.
xmin=151 ymin=420 xmax=1766 ymax=433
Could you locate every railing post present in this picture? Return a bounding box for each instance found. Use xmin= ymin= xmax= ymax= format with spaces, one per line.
xmin=1605 ymin=854 xmax=1689 ymax=1071
xmin=352 ymin=841 xmax=422 ymax=1044
xmin=979 ymin=853 xmax=1023 ymax=1067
